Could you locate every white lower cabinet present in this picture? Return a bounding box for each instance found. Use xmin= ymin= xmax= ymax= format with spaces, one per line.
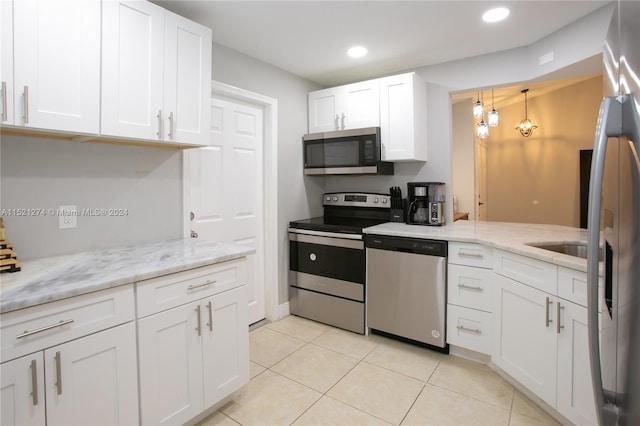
xmin=556 ymin=299 xmax=597 ymax=425
xmin=137 ymin=262 xmax=248 ymax=425
xmin=1 ymin=353 xmax=45 ymax=426
xmin=0 ymin=323 xmax=138 ymax=426
xmin=493 ymin=274 xmax=558 ymax=406
xmin=492 ymin=261 xmax=597 ymax=425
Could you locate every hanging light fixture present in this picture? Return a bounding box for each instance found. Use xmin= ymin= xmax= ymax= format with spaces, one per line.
xmin=473 ymin=91 xmax=483 ymax=118
xmin=488 ymin=89 xmax=499 ymax=127
xmin=476 ymin=92 xmax=489 ymax=138
xmin=516 ymin=88 xmax=538 ymax=137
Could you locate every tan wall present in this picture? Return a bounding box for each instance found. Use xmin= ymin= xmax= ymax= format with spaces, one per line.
xmin=485 ymin=75 xmax=602 ymax=227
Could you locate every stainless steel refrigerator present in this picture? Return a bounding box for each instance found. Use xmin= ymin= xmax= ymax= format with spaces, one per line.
xmin=588 ymin=1 xmax=640 ymax=425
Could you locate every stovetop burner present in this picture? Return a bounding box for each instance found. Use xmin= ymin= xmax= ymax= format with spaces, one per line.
xmin=289 ymin=192 xmax=391 ymax=235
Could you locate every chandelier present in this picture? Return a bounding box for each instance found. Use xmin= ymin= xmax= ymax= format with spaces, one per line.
xmin=516 ymin=89 xmax=538 ymax=137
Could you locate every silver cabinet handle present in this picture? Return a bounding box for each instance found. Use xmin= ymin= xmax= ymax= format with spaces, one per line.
xmin=54 ymin=351 xmax=62 ymax=395
xmin=1 ymin=81 xmax=7 ymax=122
xmin=30 ymin=359 xmax=38 ymax=405
xmin=206 ymin=301 xmax=213 ymax=332
xmin=187 ymin=280 xmax=216 ymax=291
xmin=458 ymin=252 xmax=483 ymax=259
xmin=156 ymin=110 xmax=163 ymax=138
xmin=545 ymin=297 xmax=553 ymax=327
xmin=341 ymin=113 xmax=345 ymax=130
xmin=334 ymin=114 xmax=339 ymax=130
xmin=195 ymin=305 xmax=201 ymax=336
xmin=16 ymin=319 xmax=75 ymax=339
xmin=456 ymin=325 xmax=481 ymax=334
xmin=23 ymin=86 xmax=29 ymax=124
xmin=168 ymin=111 xmax=174 ymax=140
xmin=457 ymin=284 xmax=483 ymax=292
xmin=557 ymin=302 xmax=565 ymax=334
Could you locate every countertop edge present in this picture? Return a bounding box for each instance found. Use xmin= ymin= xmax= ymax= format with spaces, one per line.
xmin=0 ymin=241 xmax=255 ymax=315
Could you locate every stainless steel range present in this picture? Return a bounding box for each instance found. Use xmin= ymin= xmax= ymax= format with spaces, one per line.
xmin=288 ymin=192 xmax=390 ymax=334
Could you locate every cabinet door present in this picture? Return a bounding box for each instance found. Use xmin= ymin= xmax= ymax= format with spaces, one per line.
xmin=341 ymin=80 xmax=379 ymax=130
xmin=44 ymin=322 xmax=138 ymax=426
xmin=379 ymin=73 xmax=427 ymax=161
xmin=202 ymin=286 xmax=249 ymax=408
xmin=101 ymin=0 xmax=165 ymax=140
xmin=0 ymin=353 xmax=45 ymax=426
xmin=493 ymin=274 xmax=557 ymax=406
xmin=13 ymin=0 xmax=100 ymax=134
xmin=1 ymin=0 xmax=13 ymax=125
xmin=138 ymin=302 xmax=204 ymax=425
xmin=557 ymin=300 xmax=597 ymax=425
xmin=308 ymin=87 xmax=341 ymax=133
xmin=163 ymin=11 xmax=212 ymax=146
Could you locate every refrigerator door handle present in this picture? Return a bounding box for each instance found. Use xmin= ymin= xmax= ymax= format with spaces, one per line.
xmin=587 ymin=96 xmax=624 ymax=426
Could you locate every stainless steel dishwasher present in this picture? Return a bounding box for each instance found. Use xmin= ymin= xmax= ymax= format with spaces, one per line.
xmin=365 ymin=235 xmax=448 ymax=352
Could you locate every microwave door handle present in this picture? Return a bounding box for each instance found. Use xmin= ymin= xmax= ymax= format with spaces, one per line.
xmin=587 ymin=96 xmax=623 ymax=426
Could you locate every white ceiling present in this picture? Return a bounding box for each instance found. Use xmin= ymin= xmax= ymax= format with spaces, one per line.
xmin=153 ymin=0 xmax=609 ymax=89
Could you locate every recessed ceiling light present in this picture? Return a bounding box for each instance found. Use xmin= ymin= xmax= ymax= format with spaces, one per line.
xmin=482 ymin=7 xmax=510 ymax=23
xmin=347 ymin=46 xmax=368 ymax=58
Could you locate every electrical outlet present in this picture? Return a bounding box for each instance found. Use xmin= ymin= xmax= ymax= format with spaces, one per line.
xmin=59 ymin=205 xmax=78 ymax=229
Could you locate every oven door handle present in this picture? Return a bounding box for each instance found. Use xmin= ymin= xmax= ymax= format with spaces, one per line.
xmin=288 ymin=228 xmax=363 ymax=241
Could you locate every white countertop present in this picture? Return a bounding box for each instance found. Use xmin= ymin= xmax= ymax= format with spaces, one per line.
xmin=364 ymin=221 xmax=590 ymax=271
xmin=0 ymin=239 xmax=255 ymax=314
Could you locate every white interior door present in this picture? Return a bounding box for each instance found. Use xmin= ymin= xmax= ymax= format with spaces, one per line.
xmin=475 ymin=139 xmax=488 ymax=220
xmin=187 ymin=97 xmax=265 ymax=325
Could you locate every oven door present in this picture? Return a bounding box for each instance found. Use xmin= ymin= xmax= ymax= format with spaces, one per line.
xmin=289 ymin=231 xmax=364 ymax=301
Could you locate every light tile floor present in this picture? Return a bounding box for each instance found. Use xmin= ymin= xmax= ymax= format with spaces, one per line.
xmin=199 ymin=315 xmax=562 ymax=426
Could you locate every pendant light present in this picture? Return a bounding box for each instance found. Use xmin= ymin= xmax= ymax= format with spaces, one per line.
xmin=516 ymin=88 xmax=538 ymax=137
xmin=473 ymin=91 xmax=483 ymax=118
xmin=476 ymin=92 xmax=489 ymax=139
xmin=488 ymin=89 xmax=499 ymax=127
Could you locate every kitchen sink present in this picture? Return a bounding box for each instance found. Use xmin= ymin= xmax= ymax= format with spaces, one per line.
xmin=526 ymin=242 xmax=602 ymax=260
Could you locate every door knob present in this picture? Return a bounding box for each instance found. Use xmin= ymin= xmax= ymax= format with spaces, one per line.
xmin=190 ymin=230 xmax=198 ymax=238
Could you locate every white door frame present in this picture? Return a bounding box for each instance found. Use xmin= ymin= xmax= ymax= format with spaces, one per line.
xmin=183 ymin=81 xmax=279 ymax=322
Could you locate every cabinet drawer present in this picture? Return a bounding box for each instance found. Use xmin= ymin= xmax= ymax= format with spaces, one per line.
xmin=446 ymin=304 xmax=491 ymax=355
xmin=1 ymin=285 xmax=134 ymax=363
xmin=448 ymin=242 xmax=493 ymax=268
xmin=493 ymin=250 xmax=557 ymax=294
xmin=447 ymin=265 xmax=493 ymax=312
xmin=558 ymin=266 xmax=602 ymax=311
xmin=136 ymin=258 xmax=247 ymax=317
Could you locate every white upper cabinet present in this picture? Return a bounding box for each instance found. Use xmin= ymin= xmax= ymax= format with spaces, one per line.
xmin=163 ymin=11 xmax=212 ymax=145
xmin=10 ymin=0 xmax=100 ymax=134
xmin=307 ymin=72 xmax=427 ymax=161
xmin=379 ymin=72 xmax=427 ymax=161
xmin=1 ymin=1 xmax=14 ymax=126
xmin=101 ymin=0 xmax=165 ymax=141
xmin=308 ymin=79 xmax=379 ymax=133
xmin=102 ymin=0 xmax=212 ymax=146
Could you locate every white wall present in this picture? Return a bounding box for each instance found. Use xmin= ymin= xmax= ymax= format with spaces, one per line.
xmin=0 ymin=136 xmax=183 ymax=260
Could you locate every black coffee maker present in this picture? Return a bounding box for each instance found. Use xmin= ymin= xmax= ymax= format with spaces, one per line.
xmin=407 ymin=182 xmax=446 ymax=225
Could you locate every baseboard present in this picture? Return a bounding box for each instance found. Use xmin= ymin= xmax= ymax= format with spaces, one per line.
xmin=277 ymin=301 xmax=290 ymax=320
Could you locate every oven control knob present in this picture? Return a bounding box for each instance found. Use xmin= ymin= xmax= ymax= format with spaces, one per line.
xmin=373 ymin=197 xmax=379 ymax=203
xmin=325 ymin=196 xmax=331 ymax=202
xmin=332 ymin=196 xmax=338 ymax=202
xmin=381 ymin=198 xmax=387 ymax=204
xmin=309 ymin=253 xmax=317 ymax=261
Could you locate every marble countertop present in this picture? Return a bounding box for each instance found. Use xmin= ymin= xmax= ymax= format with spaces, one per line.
xmin=0 ymin=239 xmax=255 ymax=314
xmin=364 ymin=221 xmax=590 ymax=271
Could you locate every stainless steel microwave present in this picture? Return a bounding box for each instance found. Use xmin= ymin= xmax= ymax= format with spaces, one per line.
xmin=303 ymin=127 xmax=394 ymax=175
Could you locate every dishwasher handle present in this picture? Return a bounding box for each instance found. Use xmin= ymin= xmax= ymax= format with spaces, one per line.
xmin=365 ymin=235 xmax=447 ymax=257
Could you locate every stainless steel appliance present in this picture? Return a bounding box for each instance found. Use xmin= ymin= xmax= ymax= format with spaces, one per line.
xmin=407 ymin=182 xmax=446 ymax=225
xmin=303 ymin=127 xmax=394 ymax=175
xmin=587 ymin=2 xmax=640 ymax=425
xmin=289 ymin=192 xmax=391 ymax=334
xmin=366 ymin=235 xmax=448 ymax=352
